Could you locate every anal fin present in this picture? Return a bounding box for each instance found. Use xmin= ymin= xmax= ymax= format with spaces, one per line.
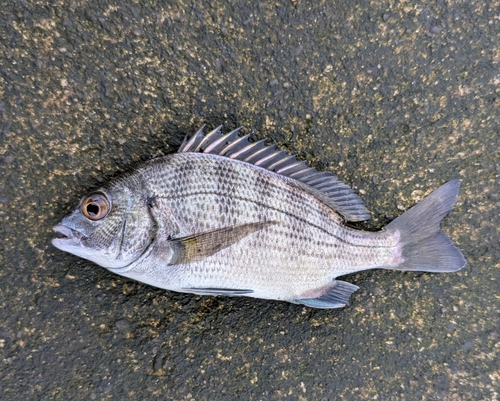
xmin=294 ymin=280 xmax=359 ymax=309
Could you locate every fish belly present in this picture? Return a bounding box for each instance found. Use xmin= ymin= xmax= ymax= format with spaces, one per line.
xmin=124 ymin=154 xmax=400 ymax=301
xmin=123 ymin=217 xmax=400 ymax=302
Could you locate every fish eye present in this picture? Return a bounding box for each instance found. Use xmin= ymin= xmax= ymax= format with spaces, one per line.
xmin=81 ymin=193 xmax=110 ymax=221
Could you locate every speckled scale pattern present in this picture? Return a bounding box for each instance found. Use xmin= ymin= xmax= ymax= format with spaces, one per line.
xmin=120 ymin=152 xmax=399 ymax=301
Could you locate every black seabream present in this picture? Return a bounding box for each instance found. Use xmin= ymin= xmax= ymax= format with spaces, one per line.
xmin=52 ymin=127 xmax=466 ymax=308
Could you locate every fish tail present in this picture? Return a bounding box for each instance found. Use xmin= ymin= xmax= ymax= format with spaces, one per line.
xmin=386 ymin=179 xmax=466 ymax=273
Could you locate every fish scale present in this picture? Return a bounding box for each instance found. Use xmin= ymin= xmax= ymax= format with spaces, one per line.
xmin=52 ymin=126 xmax=466 ymax=309
xmin=94 ymin=156 xmax=404 ymax=295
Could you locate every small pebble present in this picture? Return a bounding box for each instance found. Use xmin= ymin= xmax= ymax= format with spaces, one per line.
xmin=462 ymin=341 xmax=473 ymax=351
xmin=115 ymin=319 xmax=131 ymax=332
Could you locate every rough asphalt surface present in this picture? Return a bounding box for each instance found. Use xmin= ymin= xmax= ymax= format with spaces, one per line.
xmin=1 ymin=0 xmax=499 ymax=400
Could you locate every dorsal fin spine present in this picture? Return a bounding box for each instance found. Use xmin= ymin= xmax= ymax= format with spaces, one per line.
xmin=243 ymin=144 xmax=276 ymax=163
xmin=266 ymin=155 xmax=298 ymax=172
xmin=221 ymin=134 xmax=251 ymax=156
xmin=293 ymin=169 xmax=318 ymax=180
xmin=253 ymin=149 xmax=279 ymax=166
xmin=276 ymin=160 xmax=304 ymax=174
xmin=179 ymin=126 xmax=205 ymax=152
xmin=229 ymin=139 xmax=267 ymax=159
xmin=278 ymin=163 xmax=308 ymax=176
xmin=196 ymin=125 xmax=223 ymax=151
xmin=287 ymin=167 xmax=310 ymax=178
xmin=203 ymin=128 xmax=242 ymax=154
xmin=257 ymin=150 xmax=288 ymax=168
xmin=278 ymin=160 xmax=307 ymax=175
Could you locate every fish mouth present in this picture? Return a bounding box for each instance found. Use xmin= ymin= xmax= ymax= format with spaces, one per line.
xmin=52 ymin=224 xmax=84 ymax=250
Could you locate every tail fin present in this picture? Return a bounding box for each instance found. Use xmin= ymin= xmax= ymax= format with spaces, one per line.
xmin=386 ymin=179 xmax=466 ymax=273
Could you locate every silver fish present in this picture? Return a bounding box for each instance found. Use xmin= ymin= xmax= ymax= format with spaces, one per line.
xmin=52 ymin=126 xmax=466 ymax=309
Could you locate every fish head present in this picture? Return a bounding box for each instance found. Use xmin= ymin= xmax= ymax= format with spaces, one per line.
xmin=52 ymin=179 xmax=157 ymax=269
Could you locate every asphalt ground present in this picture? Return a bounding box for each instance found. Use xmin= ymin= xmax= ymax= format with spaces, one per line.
xmin=1 ymin=0 xmax=499 ymax=399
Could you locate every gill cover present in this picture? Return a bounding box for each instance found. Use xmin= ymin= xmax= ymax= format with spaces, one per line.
xmin=52 ymin=183 xmax=157 ymax=269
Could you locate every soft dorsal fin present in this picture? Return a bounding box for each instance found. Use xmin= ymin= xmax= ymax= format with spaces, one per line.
xmin=179 ymin=126 xmax=370 ymax=222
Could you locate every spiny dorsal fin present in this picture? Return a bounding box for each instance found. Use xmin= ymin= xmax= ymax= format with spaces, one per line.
xmin=179 ymin=126 xmax=371 ymax=222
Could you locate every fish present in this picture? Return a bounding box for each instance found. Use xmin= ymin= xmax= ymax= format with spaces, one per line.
xmin=52 ymin=126 xmax=466 ymax=309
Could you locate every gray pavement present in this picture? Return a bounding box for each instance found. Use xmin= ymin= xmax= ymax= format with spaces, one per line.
xmin=1 ymin=0 xmax=499 ymax=399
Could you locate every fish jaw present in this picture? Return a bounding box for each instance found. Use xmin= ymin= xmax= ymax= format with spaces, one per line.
xmin=52 ymin=223 xmax=136 ymax=269
xmin=52 ymin=223 xmax=85 ymax=253
xmin=52 ymin=223 xmax=103 ymax=263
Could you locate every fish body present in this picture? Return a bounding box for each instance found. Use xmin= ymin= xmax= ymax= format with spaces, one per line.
xmin=53 ymin=127 xmax=466 ymax=308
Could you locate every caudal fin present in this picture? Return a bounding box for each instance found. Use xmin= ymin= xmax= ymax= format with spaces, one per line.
xmin=386 ymin=180 xmax=466 ymax=273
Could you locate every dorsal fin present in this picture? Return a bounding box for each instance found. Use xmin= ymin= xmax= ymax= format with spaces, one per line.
xmin=179 ymin=126 xmax=370 ymax=222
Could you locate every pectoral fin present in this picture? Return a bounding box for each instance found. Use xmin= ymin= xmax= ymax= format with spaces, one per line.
xmin=294 ymin=280 xmax=359 ymax=309
xmin=168 ymin=221 xmax=275 ymax=265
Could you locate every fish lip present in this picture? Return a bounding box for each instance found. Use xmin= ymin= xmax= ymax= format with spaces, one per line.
xmin=52 ymin=224 xmax=84 ymax=248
